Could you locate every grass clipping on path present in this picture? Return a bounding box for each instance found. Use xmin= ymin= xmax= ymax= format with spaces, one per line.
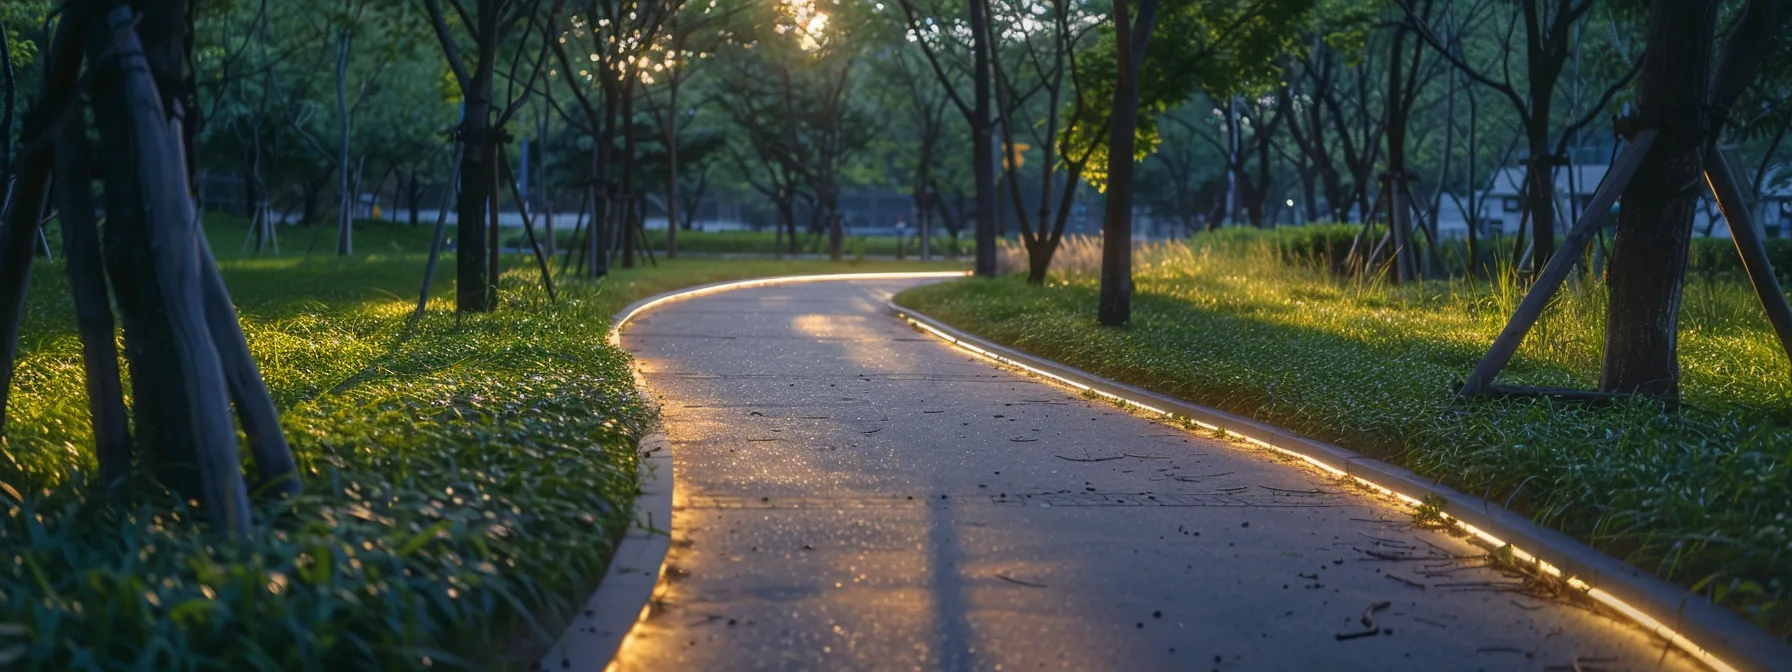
xmin=907 ymin=234 xmax=1792 ymax=637
xmin=0 ymin=224 xmax=961 ymax=671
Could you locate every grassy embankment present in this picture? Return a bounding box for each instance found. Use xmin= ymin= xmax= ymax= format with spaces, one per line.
xmin=897 ymin=229 xmax=1792 ymax=637
xmin=0 ymin=215 xmax=963 ymax=669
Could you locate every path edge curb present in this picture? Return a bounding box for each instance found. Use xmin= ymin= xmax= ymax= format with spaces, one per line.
xmin=539 ymin=271 xmax=967 ymax=671
xmin=887 ymin=300 xmax=1791 ymax=672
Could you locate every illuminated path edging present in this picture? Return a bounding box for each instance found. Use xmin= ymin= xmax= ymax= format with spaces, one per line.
xmin=887 ymin=300 xmax=1792 ymax=672
xmin=539 ymin=271 xmax=969 ymax=671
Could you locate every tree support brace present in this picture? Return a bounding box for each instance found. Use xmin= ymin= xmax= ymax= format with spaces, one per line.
xmin=1706 ymin=151 xmax=1792 ymax=372
xmin=1458 ymin=129 xmax=1660 ymax=399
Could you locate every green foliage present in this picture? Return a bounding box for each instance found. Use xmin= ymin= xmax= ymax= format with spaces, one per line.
xmin=1066 ymin=0 xmax=1315 ymax=190
xmin=1195 ymin=223 xmax=1363 ymax=273
xmin=897 ymin=232 xmax=1792 ymax=637
xmin=1 ymin=1 xmax=53 ymax=136
xmin=0 ymin=2 xmax=48 ymax=69
xmin=1307 ymin=0 xmax=1375 ymax=62
xmin=1688 ymin=236 xmax=1792 ymax=285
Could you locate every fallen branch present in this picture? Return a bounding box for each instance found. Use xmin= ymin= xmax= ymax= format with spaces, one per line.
xmin=1359 ymin=548 xmax=1423 ymax=561
xmin=1384 ymin=574 xmax=1427 ymax=590
xmin=994 ymin=573 xmax=1047 ymax=588
xmin=1172 ymin=471 xmax=1234 ymax=482
xmin=1335 ymin=600 xmax=1391 ymax=640
xmin=1261 ymin=486 xmax=1331 ymax=494
xmin=1482 ymin=383 xmax=1618 ymax=402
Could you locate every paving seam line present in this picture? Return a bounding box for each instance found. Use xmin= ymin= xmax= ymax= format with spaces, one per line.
xmin=540 ymin=271 xmax=968 ymax=671
xmin=886 ymin=300 xmax=1792 ymax=672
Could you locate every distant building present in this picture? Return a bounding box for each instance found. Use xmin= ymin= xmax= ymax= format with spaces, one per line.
xmin=1475 ymin=155 xmax=1791 ymax=239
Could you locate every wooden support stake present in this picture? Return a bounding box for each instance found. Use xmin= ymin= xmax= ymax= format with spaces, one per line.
xmin=486 ymin=143 xmax=502 ymax=308
xmin=635 ymin=194 xmax=657 ymax=268
xmin=499 ymin=150 xmax=558 ymax=302
xmin=1458 ymin=129 xmax=1659 ymax=399
xmin=53 ymin=103 xmax=132 ymax=491
xmin=559 ymin=185 xmax=590 ymax=277
xmin=413 ymin=142 xmax=465 ymax=323
xmin=1706 ymin=150 xmax=1792 ymax=371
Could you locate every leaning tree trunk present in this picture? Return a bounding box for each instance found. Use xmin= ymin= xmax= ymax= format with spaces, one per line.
xmin=0 ymin=8 xmax=84 ymax=439
xmin=1598 ymin=0 xmax=1717 ymax=398
xmin=54 ymin=81 xmax=132 ymax=491
xmin=83 ymin=3 xmax=297 ymax=531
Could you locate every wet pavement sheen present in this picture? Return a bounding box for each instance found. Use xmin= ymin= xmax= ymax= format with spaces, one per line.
xmin=611 ymin=278 xmax=1697 ymax=671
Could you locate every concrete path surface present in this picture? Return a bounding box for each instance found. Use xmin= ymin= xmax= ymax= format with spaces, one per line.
xmin=611 ymin=278 xmax=1697 ymax=671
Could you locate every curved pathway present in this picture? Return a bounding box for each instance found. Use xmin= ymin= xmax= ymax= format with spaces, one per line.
xmin=612 ymin=278 xmax=1696 ymax=671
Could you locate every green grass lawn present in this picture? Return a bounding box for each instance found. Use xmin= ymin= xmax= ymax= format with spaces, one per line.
xmin=0 ymin=214 xmax=963 ymax=669
xmin=897 ymin=234 xmax=1792 ymax=637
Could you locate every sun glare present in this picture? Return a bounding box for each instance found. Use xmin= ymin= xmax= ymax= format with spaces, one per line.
xmin=779 ymin=0 xmax=830 ymax=51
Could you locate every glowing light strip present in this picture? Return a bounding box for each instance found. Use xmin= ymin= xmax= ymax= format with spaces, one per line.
xmin=597 ymin=270 xmax=966 ymax=669
xmin=893 ymin=307 xmax=1739 ymax=672
xmin=608 ymin=271 xmax=970 ymax=347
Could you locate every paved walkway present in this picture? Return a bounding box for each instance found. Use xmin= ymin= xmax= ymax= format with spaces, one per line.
xmin=613 ymin=278 xmax=1696 ymax=671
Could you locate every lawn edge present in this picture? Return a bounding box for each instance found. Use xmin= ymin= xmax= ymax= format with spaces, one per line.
xmin=887 ymin=298 xmax=1792 ymax=672
xmin=540 ymin=271 xmax=967 ymax=670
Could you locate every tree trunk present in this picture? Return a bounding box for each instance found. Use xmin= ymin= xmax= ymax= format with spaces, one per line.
xmin=243 ymin=142 xmax=261 ymax=220
xmin=88 ymin=3 xmax=302 ymax=531
xmin=1464 ymin=83 xmax=1480 ymax=280
xmin=1250 ymin=114 xmax=1271 ymax=227
xmin=1224 ymin=98 xmax=1240 ymax=226
xmin=664 ymin=60 xmax=679 ymax=259
xmin=620 ymin=80 xmax=637 ymax=269
xmin=1384 ymin=22 xmax=1416 ymax=284
xmin=1025 ymin=238 xmax=1057 ymax=284
xmin=969 ymin=0 xmax=997 ymax=277
xmin=0 ymin=6 xmax=79 ymax=444
xmin=54 ymin=88 xmax=132 ymax=491
xmin=826 ymin=191 xmax=844 ymax=262
xmin=487 ymin=140 xmax=502 ymax=297
xmin=1523 ymin=131 xmax=1555 ymax=272
xmin=778 ymin=195 xmax=799 ymax=255
xmin=589 ymin=89 xmax=611 ymax=278
xmin=455 ymin=30 xmax=498 ymax=310
xmin=407 ymin=171 xmax=423 ymax=226
xmin=1097 ymin=0 xmax=1158 ymax=325
xmin=1598 ymin=0 xmax=1716 ymax=398
xmin=335 ymin=26 xmax=353 ymax=256
xmin=300 ymin=171 xmax=325 ymax=227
